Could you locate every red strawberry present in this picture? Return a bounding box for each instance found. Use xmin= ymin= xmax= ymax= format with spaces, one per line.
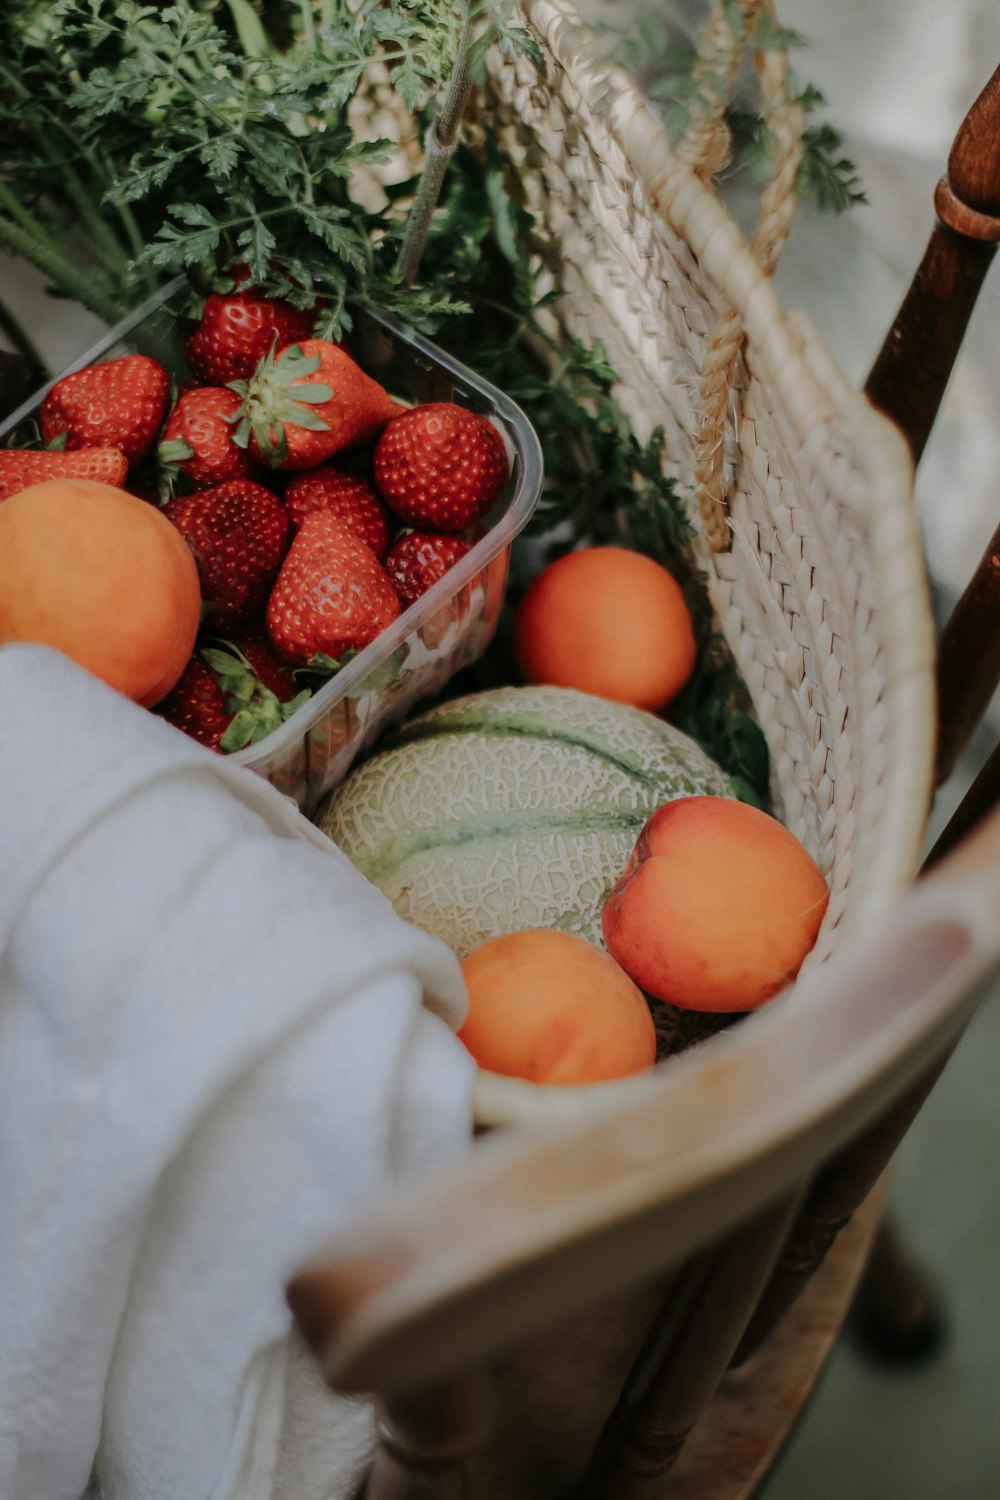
xmin=154 ymin=646 xmax=309 ymax=752
xmin=185 ymin=283 xmax=315 ymax=385
xmin=40 ymin=354 xmax=170 ymax=466
xmin=159 ymin=386 xmax=254 ymax=490
xmin=163 ymin=479 xmax=291 ymax=628
xmin=283 ymin=467 xmax=391 ymax=556
xmin=230 ymin=340 xmax=395 ymax=471
xmin=153 ymin=654 xmax=232 ymax=750
xmin=225 ymin=619 xmax=300 ymax=701
xmin=374 ymin=403 xmax=509 ymax=532
xmin=266 ymin=513 xmax=401 ymax=665
xmin=0 ymin=445 xmax=128 ymax=502
xmin=385 ymin=532 xmax=472 ymax=608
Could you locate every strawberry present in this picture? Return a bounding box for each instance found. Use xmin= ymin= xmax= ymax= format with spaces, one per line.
xmin=266 ymin=513 xmax=401 ymax=665
xmin=385 ymin=531 xmax=471 ymax=608
xmin=154 ymin=646 xmax=309 ymax=752
xmin=283 ymin=467 xmax=391 ymax=556
xmin=163 ymin=479 xmax=291 ymax=628
xmin=153 ymin=654 xmax=232 ymax=750
xmin=0 ymin=445 xmax=128 ymax=502
xmin=185 ymin=281 xmax=315 ymax=385
xmin=229 ymin=339 xmax=395 ymax=471
xmin=224 ymin=619 xmax=300 ymax=701
xmin=159 ymin=386 xmax=254 ymax=490
xmin=374 ymin=403 xmax=509 ymax=532
xmin=40 ymin=354 xmax=170 ymax=466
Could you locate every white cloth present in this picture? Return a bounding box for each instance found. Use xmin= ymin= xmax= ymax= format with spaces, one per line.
xmin=0 ymin=644 xmax=476 ymax=1500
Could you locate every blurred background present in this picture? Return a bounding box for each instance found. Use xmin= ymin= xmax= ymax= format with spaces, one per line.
xmin=2 ymin=2 xmax=998 ymax=1494
xmin=741 ymin=4 xmax=1000 ymax=1494
xmin=607 ymin=1 xmax=1000 ymax=1493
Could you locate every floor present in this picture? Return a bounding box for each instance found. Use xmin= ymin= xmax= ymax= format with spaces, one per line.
xmin=3 ymin=5 xmax=999 ymax=1495
xmin=764 ymin=996 xmax=1000 ymax=1500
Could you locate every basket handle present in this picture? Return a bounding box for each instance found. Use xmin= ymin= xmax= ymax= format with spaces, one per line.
xmin=676 ymin=0 xmax=806 ymax=551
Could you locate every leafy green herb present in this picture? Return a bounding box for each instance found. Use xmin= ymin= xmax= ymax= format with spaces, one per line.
xmin=0 ymin=0 xmax=533 ymax=336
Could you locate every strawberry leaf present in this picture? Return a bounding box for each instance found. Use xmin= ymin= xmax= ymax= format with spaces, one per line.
xmin=306 ymin=650 xmax=354 ymax=677
xmin=158 ymin=438 xmax=195 ymax=464
xmin=284 ymin=403 xmax=331 ymax=431
xmin=346 ymin=645 xmax=411 ymax=700
xmin=286 ymin=385 xmax=334 ymax=407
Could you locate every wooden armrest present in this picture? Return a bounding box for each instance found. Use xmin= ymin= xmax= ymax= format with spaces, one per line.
xmin=288 ymin=811 xmax=1000 ymax=1396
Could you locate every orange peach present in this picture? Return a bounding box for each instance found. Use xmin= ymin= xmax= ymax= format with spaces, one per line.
xmin=0 ymin=479 xmax=201 ymax=706
xmin=513 ymin=546 xmax=697 ymax=711
xmin=602 ymin=796 xmax=829 ymax=1012
xmin=459 ymin=928 xmax=657 ymax=1085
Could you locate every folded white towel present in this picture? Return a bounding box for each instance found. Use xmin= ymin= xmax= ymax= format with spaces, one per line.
xmin=0 ymin=644 xmax=475 ymax=1500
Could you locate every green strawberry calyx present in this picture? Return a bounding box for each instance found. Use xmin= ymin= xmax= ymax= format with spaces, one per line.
xmin=225 ymin=342 xmax=334 ymax=466
xmin=306 ymin=649 xmax=356 ymax=677
xmin=158 ymin=438 xmax=195 ymax=464
xmin=200 ymin=645 xmax=311 ymax=753
xmin=303 ymin=646 xmax=411 ymax=697
xmin=155 ymin=436 xmax=195 ymax=503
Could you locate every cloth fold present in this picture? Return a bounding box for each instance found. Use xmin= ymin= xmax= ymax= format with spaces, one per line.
xmin=0 ymin=644 xmax=475 ymax=1500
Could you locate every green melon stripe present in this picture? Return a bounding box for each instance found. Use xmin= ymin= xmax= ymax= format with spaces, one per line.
xmin=387 ymin=713 xmax=686 ymax=793
xmin=358 ymin=806 xmax=649 ymax=885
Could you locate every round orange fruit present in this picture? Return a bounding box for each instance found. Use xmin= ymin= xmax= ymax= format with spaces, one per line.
xmin=0 ymin=478 xmax=201 ymax=706
xmin=458 ymin=928 xmax=657 ymax=1086
xmin=602 ymin=796 xmax=830 ymax=1012
xmin=513 ymin=546 xmax=697 ymax=711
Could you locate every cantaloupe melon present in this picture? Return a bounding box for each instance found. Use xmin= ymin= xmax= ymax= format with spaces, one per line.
xmin=319 ymin=685 xmax=735 ymax=962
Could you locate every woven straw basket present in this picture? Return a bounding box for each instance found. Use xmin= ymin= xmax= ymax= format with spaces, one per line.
xmin=391 ymin=0 xmax=938 ymax=1127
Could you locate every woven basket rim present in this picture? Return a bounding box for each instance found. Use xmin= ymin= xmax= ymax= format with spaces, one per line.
xmin=471 ymin=0 xmax=937 ymax=1125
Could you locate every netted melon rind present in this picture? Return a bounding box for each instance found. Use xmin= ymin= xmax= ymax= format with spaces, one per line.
xmin=320 ymin=685 xmax=733 ymax=960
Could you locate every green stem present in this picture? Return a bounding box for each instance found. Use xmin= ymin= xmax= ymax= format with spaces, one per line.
xmin=0 ymin=180 xmax=49 ymax=242
xmin=0 ymin=58 xmax=136 ymax=284
xmin=222 ymin=0 xmax=275 ymax=57
xmin=107 ymin=190 xmax=160 ymax=297
xmin=396 ymin=3 xmax=475 ymax=287
xmin=0 ymin=215 xmax=127 ymax=327
xmin=0 ymin=163 xmax=126 ymax=282
xmin=299 ymin=0 xmax=318 ymax=50
xmin=51 ymin=167 xmax=130 ymax=275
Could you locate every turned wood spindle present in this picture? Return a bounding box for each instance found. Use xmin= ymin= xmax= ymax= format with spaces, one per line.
xmin=573 ymin=1192 xmax=803 ymax=1498
xmin=729 ymin=1061 xmax=948 ymax=1366
xmin=864 ymin=61 xmax=1000 ymax=465
xmin=730 ymin=735 xmax=1000 ymax=1367
xmin=362 ymin=1370 xmax=495 ymax=1500
xmin=864 ymin=62 xmax=1000 ymax=785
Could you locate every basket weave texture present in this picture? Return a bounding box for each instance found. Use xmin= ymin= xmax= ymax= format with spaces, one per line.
xmin=464 ymin=0 xmax=938 ymax=1124
xmin=493 ymin=0 xmax=932 ymax=931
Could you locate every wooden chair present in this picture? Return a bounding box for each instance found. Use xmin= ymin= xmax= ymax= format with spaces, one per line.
xmin=288 ymin=803 xmax=1000 ymax=1500
xmin=285 ymin=57 xmax=1000 ymax=1500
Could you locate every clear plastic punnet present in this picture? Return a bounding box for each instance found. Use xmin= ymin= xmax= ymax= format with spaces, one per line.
xmin=0 ymin=280 xmax=544 ymax=814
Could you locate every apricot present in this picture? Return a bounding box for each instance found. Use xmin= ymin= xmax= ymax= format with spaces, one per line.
xmin=513 ymin=546 xmax=697 ymax=711
xmin=603 ymin=797 xmax=829 ymax=1012
xmin=0 ymin=479 xmax=201 ymax=707
xmin=458 ymin=928 xmax=657 ymax=1086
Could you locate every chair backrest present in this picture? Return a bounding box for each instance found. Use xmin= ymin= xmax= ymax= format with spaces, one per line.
xmin=287 ymin=806 xmax=1000 ymax=1471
